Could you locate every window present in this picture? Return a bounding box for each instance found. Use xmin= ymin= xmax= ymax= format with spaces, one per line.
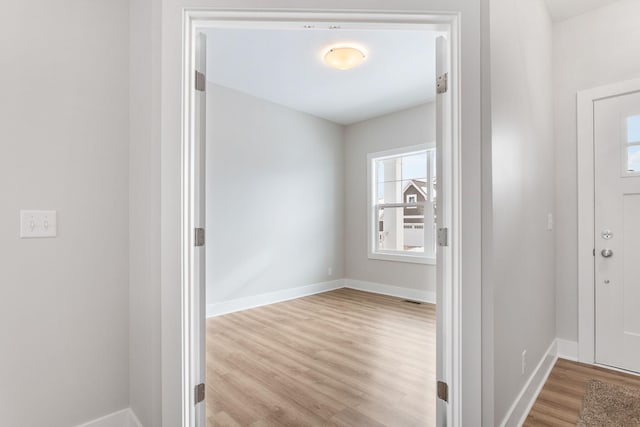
xmin=367 ymin=145 xmax=436 ymax=264
xmin=626 ymin=115 xmax=640 ymax=173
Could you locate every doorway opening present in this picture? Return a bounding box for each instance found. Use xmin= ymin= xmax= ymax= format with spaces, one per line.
xmin=181 ymin=10 xmax=462 ymax=427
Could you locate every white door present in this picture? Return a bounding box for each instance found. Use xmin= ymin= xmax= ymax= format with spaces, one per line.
xmin=594 ymin=90 xmax=640 ymax=373
xmin=435 ymin=35 xmax=451 ymax=427
xmin=194 ymin=32 xmax=207 ymax=426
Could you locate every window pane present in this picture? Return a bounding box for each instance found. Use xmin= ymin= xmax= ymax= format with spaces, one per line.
xmin=628 ymin=115 xmax=640 ymax=143
xmin=376 ymin=161 xmax=385 ymax=182
xmin=628 ymin=145 xmax=640 ymax=172
xmin=402 ymin=153 xmax=427 ymax=180
xmin=378 ymin=179 xmax=429 ymax=204
xmin=375 ymin=152 xmax=428 ymax=204
xmin=377 ymin=206 xmax=425 ymax=253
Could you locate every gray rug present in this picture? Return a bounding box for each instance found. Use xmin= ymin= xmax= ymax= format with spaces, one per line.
xmin=577 ymin=379 xmax=640 ymax=426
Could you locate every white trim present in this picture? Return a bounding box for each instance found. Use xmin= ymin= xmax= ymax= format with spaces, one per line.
xmin=182 ymin=13 xmax=198 ymax=427
xmin=556 ymin=339 xmax=578 ymax=361
xmin=75 ymin=409 xmax=143 ymax=427
xmin=206 ymin=280 xmax=343 ymax=317
xmin=593 ymin=362 xmax=640 ymax=377
xmin=435 ymin=29 xmax=463 ymax=426
xmin=130 ymin=411 xmax=143 ymax=427
xmin=499 ymin=340 xmax=558 ymax=427
xmin=577 ymin=77 xmax=640 ymax=364
xmin=375 ymin=202 xmax=426 ymax=209
xmin=343 ymin=278 xmax=436 ymax=304
xmin=368 ymin=143 xmax=432 ymax=161
xmin=368 ymin=251 xmax=437 ymax=265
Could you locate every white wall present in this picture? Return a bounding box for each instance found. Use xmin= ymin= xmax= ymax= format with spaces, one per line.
xmin=206 ymin=84 xmax=344 ymax=305
xmin=554 ymin=0 xmax=640 ymax=342
xmin=490 ymin=0 xmax=556 ymax=423
xmin=160 ymin=2 xmax=483 ymax=426
xmin=129 ymin=0 xmax=162 ymax=426
xmin=0 ymin=2 xmax=130 ymax=426
xmin=344 ymin=103 xmax=436 ymax=292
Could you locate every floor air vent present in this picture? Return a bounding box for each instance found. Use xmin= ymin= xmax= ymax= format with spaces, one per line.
xmin=403 ymin=300 xmax=423 ymax=305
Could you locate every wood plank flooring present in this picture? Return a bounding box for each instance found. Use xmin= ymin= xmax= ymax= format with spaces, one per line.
xmin=525 ymin=358 xmax=640 ymax=426
xmin=206 ymin=288 xmax=436 ymax=427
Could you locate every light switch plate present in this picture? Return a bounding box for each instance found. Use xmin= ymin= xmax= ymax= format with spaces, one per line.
xmin=20 ymin=210 xmax=57 ymax=238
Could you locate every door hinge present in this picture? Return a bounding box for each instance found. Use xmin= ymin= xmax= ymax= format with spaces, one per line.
xmin=195 ymin=228 xmax=205 ymax=247
xmin=437 ymin=381 xmax=449 ymax=402
xmin=437 ymin=72 xmax=448 ymax=94
xmin=195 ymin=383 xmax=205 ymax=404
xmin=438 ymin=227 xmax=449 ymax=247
xmin=195 ymin=70 xmax=206 ymax=92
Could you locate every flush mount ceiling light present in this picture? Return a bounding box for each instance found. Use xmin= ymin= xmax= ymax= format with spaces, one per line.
xmin=323 ymin=46 xmax=366 ymax=70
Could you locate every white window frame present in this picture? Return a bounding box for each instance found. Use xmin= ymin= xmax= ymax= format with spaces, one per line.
xmin=367 ymin=143 xmax=436 ymax=265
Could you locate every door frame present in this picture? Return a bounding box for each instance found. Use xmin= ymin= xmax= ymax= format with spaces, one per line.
xmin=577 ymin=77 xmax=640 ymax=364
xmin=180 ymin=9 xmax=462 ymax=427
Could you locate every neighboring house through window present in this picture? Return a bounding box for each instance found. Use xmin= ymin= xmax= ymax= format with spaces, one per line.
xmin=367 ymin=144 xmax=436 ymax=264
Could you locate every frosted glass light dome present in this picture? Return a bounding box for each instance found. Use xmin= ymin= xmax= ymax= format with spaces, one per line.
xmin=323 ymin=47 xmax=366 ymax=70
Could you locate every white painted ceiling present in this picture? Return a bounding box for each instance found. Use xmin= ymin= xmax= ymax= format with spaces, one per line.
xmin=545 ymin=0 xmax=622 ymax=22
xmin=204 ymin=28 xmax=441 ymax=125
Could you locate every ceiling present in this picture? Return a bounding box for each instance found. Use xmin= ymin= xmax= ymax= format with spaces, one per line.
xmin=545 ymin=0 xmax=622 ymax=21
xmin=204 ymin=28 xmax=441 ymax=125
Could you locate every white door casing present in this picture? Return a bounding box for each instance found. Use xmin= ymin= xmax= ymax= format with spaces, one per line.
xmin=194 ymin=32 xmax=207 ymax=427
xmin=578 ymin=77 xmax=640 ymax=367
xmin=436 ymin=35 xmax=452 ymax=427
xmin=594 ymin=90 xmax=640 ymax=373
xmin=182 ymin=10 xmax=463 ymax=427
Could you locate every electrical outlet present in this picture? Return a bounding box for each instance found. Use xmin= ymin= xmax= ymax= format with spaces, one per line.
xmin=327 ymin=267 xmax=333 ymax=276
xmin=521 ymin=350 xmax=527 ymax=375
xmin=547 ymin=213 xmax=554 ymax=231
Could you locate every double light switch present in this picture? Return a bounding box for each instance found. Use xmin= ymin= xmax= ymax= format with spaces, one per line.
xmin=20 ymin=210 xmax=57 ymax=238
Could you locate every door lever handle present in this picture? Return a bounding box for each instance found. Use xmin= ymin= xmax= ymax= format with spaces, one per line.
xmin=601 ymin=249 xmax=613 ymax=258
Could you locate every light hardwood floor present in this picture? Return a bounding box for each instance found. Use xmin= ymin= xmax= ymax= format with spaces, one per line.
xmin=525 ymin=358 xmax=640 ymax=426
xmin=206 ymin=288 xmax=436 ymax=427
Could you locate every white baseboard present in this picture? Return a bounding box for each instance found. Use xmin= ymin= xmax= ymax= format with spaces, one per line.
xmin=343 ymin=278 xmax=436 ymax=304
xmin=75 ymin=408 xmax=143 ymax=427
xmin=207 ymin=279 xmax=343 ymax=317
xmin=556 ymin=339 xmax=578 ymax=361
xmin=500 ymin=340 xmax=558 ymax=427
xmin=129 ymin=410 xmax=143 ymax=427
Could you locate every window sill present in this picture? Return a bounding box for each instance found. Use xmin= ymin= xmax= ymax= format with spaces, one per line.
xmin=368 ymin=252 xmax=436 ymax=265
